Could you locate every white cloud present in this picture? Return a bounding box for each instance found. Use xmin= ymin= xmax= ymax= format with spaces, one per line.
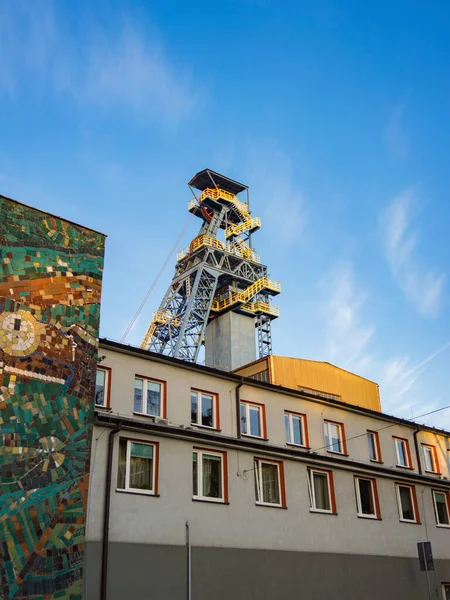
xmin=321 ymin=262 xmax=375 ymax=373
xmin=245 ymin=143 xmax=307 ymax=245
xmin=381 ymin=189 xmax=446 ymax=316
xmin=0 ymin=2 xmax=197 ymax=123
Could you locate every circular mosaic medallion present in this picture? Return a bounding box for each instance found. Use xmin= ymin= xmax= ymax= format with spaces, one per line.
xmin=0 ymin=310 xmax=42 ymax=356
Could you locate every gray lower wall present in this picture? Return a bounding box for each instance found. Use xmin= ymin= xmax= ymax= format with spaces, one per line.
xmin=84 ymin=542 xmax=450 ymax=600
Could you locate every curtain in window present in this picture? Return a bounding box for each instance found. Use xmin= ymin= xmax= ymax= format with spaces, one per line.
xmin=435 ymin=492 xmax=449 ymax=524
xmin=258 ymin=463 xmax=279 ymax=504
xmin=117 ymin=439 xmax=127 ymax=488
xmin=203 ymin=454 xmax=221 ymax=498
xmin=129 ymin=443 xmax=153 ymax=490
xmin=313 ymin=472 xmax=330 ymax=510
xmin=95 ymin=370 xmax=105 ymax=405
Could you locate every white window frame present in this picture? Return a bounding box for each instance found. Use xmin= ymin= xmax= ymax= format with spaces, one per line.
xmin=433 ymin=490 xmax=450 ymax=528
xmin=323 ymin=420 xmax=345 ymax=454
xmin=254 ymin=458 xmax=282 ymax=507
xmin=354 ymin=477 xmax=378 ymax=519
xmin=285 ymin=412 xmax=307 ymax=447
xmin=396 ymin=484 xmax=417 ymax=523
xmin=367 ymin=431 xmax=381 ymax=462
xmin=95 ymin=368 xmax=109 ymax=407
xmin=422 ymin=444 xmax=438 ymax=473
xmin=308 ymin=469 xmax=334 ymax=514
xmin=192 ymin=449 xmax=225 ymax=503
xmin=442 ymin=583 xmax=450 ymax=600
xmin=118 ymin=439 xmax=156 ymax=496
xmin=241 ymin=402 xmax=264 ymax=438
xmin=191 ymin=390 xmax=217 ymax=429
xmin=133 ymin=377 xmax=163 ymax=418
xmin=393 ymin=437 xmax=410 ymax=468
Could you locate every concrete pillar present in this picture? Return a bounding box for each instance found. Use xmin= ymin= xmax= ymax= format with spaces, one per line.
xmin=205 ymin=311 xmax=256 ymax=371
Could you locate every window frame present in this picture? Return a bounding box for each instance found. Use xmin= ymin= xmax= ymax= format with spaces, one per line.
xmin=422 ymin=444 xmax=440 ymax=474
xmin=190 ymin=388 xmax=220 ymax=430
xmin=367 ymin=430 xmax=382 ymax=463
xmin=133 ymin=374 xmax=167 ymax=419
xmin=432 ymin=490 xmax=450 ymax=528
xmin=240 ymin=401 xmax=267 ymax=439
xmin=284 ymin=411 xmax=309 ymax=448
xmin=308 ymin=468 xmax=337 ymax=515
xmin=396 ymin=483 xmax=420 ymax=523
xmin=442 ymin=583 xmax=450 ymax=600
xmin=95 ymin=366 xmax=111 ymax=408
xmin=253 ymin=457 xmax=286 ymax=508
xmin=393 ymin=436 xmax=413 ymax=469
xmin=192 ymin=447 xmax=228 ymax=503
xmin=323 ymin=419 xmax=347 ymax=455
xmin=117 ymin=437 xmax=159 ymax=496
xmin=354 ymin=476 xmax=381 ymax=520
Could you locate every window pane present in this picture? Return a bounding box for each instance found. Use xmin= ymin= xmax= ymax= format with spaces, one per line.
xmin=261 ymin=463 xmax=280 ymax=504
xmin=201 ymin=394 xmax=214 ymax=427
xmin=202 ymin=454 xmax=222 ymax=498
xmin=329 ymin=423 xmax=341 ymax=453
xmin=146 ymin=380 xmax=161 ymax=416
xmin=284 ymin=414 xmax=290 ymax=443
xmin=117 ymin=439 xmax=127 ymax=488
xmin=313 ymin=472 xmax=331 ymax=511
xmin=191 ymin=392 xmax=198 ymax=424
xmin=192 ymin=452 xmax=198 ymax=496
xmin=95 ymin=370 xmax=106 ymax=406
xmin=367 ymin=433 xmax=377 ymax=461
xmin=358 ymin=479 xmax=375 ymax=515
xmin=435 ymin=492 xmax=449 ymax=525
xmin=249 ymin=406 xmax=261 ymax=437
xmin=241 ymin=403 xmax=247 ymax=435
xmin=134 ymin=378 xmax=143 ymax=413
xmin=396 ymin=440 xmax=407 ymax=466
xmin=292 ymin=416 xmax=303 ymax=445
xmin=444 ymin=584 xmax=450 ymax=600
xmin=399 ymin=486 xmax=414 ymax=520
xmin=424 ymin=447 xmax=433 ymax=471
xmin=129 ymin=443 xmax=153 ymax=491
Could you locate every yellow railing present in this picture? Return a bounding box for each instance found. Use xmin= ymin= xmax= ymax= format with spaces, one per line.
xmin=140 ymin=311 xmax=181 ymax=349
xmin=187 ymin=234 xmax=260 ymax=263
xmin=240 ymin=300 xmax=280 ymax=317
xmin=199 ymin=187 xmax=250 ymax=219
xmin=210 ymin=277 xmax=281 ymax=313
xmin=177 ymin=246 xmax=189 ymax=262
xmin=225 ymin=217 xmax=261 ymax=239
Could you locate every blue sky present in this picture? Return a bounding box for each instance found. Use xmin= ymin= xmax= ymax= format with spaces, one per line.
xmin=1 ymin=0 xmax=449 ymax=428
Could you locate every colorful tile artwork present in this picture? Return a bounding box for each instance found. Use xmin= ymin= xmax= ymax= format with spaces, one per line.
xmin=0 ymin=196 xmax=105 ymax=599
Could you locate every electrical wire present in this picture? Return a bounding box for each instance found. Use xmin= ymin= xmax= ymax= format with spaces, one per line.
xmin=311 ymin=403 xmax=450 ymax=453
xmin=120 ymin=213 xmax=195 ymax=343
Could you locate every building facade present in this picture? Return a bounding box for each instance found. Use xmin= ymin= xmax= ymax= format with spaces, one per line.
xmin=86 ymin=339 xmax=450 ymax=600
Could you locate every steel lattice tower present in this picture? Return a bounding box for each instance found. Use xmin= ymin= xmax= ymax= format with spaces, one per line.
xmin=141 ymin=169 xmax=280 ymax=369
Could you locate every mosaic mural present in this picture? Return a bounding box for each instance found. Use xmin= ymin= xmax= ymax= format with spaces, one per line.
xmin=0 ymin=195 xmax=105 ymax=599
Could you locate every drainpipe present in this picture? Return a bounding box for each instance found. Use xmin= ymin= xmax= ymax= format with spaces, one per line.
xmin=413 ymin=426 xmax=423 ymax=475
xmin=101 ymin=422 xmax=122 ymax=600
xmin=235 ymin=378 xmax=244 ymax=439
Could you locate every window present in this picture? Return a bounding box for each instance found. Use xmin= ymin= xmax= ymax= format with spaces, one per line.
xmin=191 ymin=390 xmax=219 ymax=429
xmin=133 ymin=376 xmax=165 ymax=418
xmin=308 ymin=469 xmax=336 ymax=514
xmin=193 ymin=449 xmax=227 ymax=502
xmin=323 ymin=420 xmax=347 ymax=454
xmin=422 ymin=444 xmax=440 ymax=474
xmin=254 ymin=458 xmax=285 ymax=507
xmin=433 ymin=491 xmax=450 ymax=527
xmin=241 ymin=402 xmax=266 ymax=438
xmin=354 ymin=476 xmax=381 ymax=519
xmin=443 ymin=583 xmax=450 ymax=600
xmin=393 ymin=437 xmax=412 ymax=468
xmin=95 ymin=367 xmax=110 ymax=407
xmin=396 ymin=484 xmax=419 ymax=523
xmin=117 ymin=439 xmax=158 ymax=495
xmin=285 ymin=412 xmax=309 ymax=447
xmin=367 ymin=430 xmax=381 ymax=462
